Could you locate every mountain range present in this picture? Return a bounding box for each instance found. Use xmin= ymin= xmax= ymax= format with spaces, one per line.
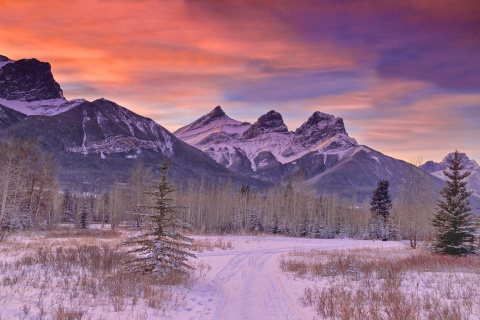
xmin=0 ymin=55 xmax=265 ymax=190
xmin=174 ymin=106 xmax=447 ymax=200
xmin=2 ymin=54 xmax=476 ymax=207
xmin=421 ymin=153 xmax=480 ymax=198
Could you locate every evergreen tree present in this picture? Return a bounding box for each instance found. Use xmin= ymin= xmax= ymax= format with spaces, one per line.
xmin=370 ymin=179 xmax=392 ymax=240
xmin=432 ymin=151 xmax=477 ymax=256
xmin=77 ymin=198 xmax=89 ymax=229
xmin=123 ymin=161 xmax=196 ymax=275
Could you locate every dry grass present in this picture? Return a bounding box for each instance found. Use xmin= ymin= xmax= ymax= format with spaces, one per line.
xmin=280 ymin=247 xmax=480 ymax=320
xmin=0 ymin=229 xmax=195 ymax=320
xmin=44 ymin=227 xmax=121 ymax=239
xmin=191 ymin=237 xmax=233 ymax=252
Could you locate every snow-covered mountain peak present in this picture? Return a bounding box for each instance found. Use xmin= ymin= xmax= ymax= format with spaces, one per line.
xmin=0 ymin=55 xmax=14 ymax=69
xmin=443 ymin=152 xmax=480 ymax=170
xmin=175 ymin=108 xmax=360 ymax=176
xmin=280 ymin=112 xmax=357 ymax=158
xmin=0 ymin=56 xmax=86 ymax=116
xmin=295 ymin=111 xmax=350 ymax=137
xmin=422 ymin=152 xmax=480 ymax=173
xmin=175 ymin=105 xmax=231 ymax=134
xmin=242 ymin=110 xmax=289 ymax=139
xmin=174 ymin=106 xmax=251 ymax=146
xmin=0 ymin=58 xmax=64 ymax=102
xmin=421 ymin=152 xmax=480 ymax=199
xmin=209 ymin=105 xmax=227 ymax=119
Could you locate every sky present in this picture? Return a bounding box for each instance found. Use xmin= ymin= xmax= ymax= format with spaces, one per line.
xmin=0 ymin=0 xmax=479 ymax=163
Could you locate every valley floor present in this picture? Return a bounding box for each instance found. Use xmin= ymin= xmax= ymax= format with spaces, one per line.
xmin=175 ymin=236 xmax=401 ymax=320
xmin=1 ymin=232 xmax=479 ymax=319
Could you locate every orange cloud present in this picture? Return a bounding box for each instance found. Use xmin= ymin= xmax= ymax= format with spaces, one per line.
xmin=1 ymin=0 xmax=479 ymax=163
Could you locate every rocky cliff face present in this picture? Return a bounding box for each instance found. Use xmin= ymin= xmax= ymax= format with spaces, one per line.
xmin=421 ymin=153 xmax=480 ymax=200
xmin=0 ymin=55 xmax=265 ymax=190
xmin=0 ymin=56 xmax=85 ymax=115
xmin=0 ymin=57 xmax=63 ymax=101
xmin=174 ymin=107 xmax=447 ymax=200
xmin=175 ymin=106 xmax=358 ymax=176
xmin=242 ymin=110 xmax=289 ymax=139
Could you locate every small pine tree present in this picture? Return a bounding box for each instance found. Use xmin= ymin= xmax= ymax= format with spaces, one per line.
xmin=77 ymin=198 xmax=89 ymax=229
xmin=432 ymin=150 xmax=477 ymax=256
xmin=123 ymin=161 xmax=196 ymax=275
xmin=370 ymin=179 xmax=392 ymax=240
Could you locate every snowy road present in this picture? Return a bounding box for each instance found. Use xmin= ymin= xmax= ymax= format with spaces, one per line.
xmin=174 ymin=236 xmax=402 ymax=320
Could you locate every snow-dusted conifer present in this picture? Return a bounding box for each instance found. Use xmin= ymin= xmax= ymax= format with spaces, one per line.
xmin=77 ymin=198 xmax=89 ymax=229
xmin=123 ymin=161 xmax=196 ymax=274
xmin=370 ymin=179 xmax=392 ymax=240
xmin=432 ymin=150 xmax=477 ymax=256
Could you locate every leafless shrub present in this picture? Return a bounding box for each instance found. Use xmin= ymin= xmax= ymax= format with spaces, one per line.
xmin=53 ymin=305 xmax=85 ymax=320
xmin=44 ymin=227 xmax=121 ymax=239
xmin=286 ymin=247 xmax=480 ymax=319
xmin=1 ymin=240 xmax=191 ymax=319
xmin=192 ymin=237 xmax=234 ymax=252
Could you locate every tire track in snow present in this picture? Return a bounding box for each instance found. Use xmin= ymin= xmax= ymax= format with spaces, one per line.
xmin=192 ymin=247 xmax=302 ymax=320
xmin=182 ymin=237 xmax=401 ymax=320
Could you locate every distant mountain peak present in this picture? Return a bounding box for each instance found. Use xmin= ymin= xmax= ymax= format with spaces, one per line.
xmin=281 ymin=111 xmax=356 ymax=158
xmin=174 ymin=105 xmax=236 ymax=136
xmin=209 ymin=105 xmax=226 ymax=119
xmin=0 ymin=57 xmax=63 ymax=102
xmin=0 ymin=55 xmax=11 ymax=62
xmin=443 ymin=152 xmax=480 ymax=170
xmin=242 ymin=110 xmax=289 ymax=139
xmin=421 ymin=152 xmax=480 ymax=173
xmin=299 ymin=111 xmax=347 ymax=133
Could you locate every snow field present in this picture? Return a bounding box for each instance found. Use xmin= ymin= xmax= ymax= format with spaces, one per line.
xmin=2 ymin=231 xmax=478 ymax=319
xmin=280 ymin=246 xmax=480 ymax=319
xmin=173 ymin=236 xmax=401 ymax=320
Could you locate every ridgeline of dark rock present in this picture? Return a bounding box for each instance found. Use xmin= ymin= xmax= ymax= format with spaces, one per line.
xmin=0 ymin=56 xmax=270 ymax=191
xmin=0 ymin=58 xmax=63 ymax=102
xmin=175 ymin=106 xmax=443 ymax=201
xmin=242 ymin=110 xmax=289 ymax=139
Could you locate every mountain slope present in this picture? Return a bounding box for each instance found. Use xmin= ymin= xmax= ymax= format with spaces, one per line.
xmin=0 ymin=55 xmax=268 ymax=190
xmin=421 ymin=153 xmax=480 ymax=199
xmin=175 ymin=106 xmax=441 ymax=200
xmin=175 ymin=107 xmax=357 ymax=176
xmin=0 ymin=56 xmax=85 ymax=115
xmin=0 ymin=104 xmax=27 ymax=129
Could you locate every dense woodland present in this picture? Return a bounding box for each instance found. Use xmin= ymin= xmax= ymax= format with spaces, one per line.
xmin=0 ymin=136 xmax=438 ymax=243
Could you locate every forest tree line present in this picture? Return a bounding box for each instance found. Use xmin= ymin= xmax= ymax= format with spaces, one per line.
xmin=0 ymin=136 xmax=438 ymax=243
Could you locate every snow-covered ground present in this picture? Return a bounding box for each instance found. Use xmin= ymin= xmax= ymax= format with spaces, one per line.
xmin=175 ymin=236 xmax=401 ymax=320
xmin=0 ymin=233 xmax=402 ymax=320
xmin=5 ymin=233 xmax=479 ymax=319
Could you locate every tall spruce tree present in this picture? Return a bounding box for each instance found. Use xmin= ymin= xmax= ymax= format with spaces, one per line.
xmin=432 ymin=151 xmax=477 ymax=256
xmin=370 ymin=179 xmax=392 ymax=240
xmin=123 ymin=161 xmax=195 ymax=275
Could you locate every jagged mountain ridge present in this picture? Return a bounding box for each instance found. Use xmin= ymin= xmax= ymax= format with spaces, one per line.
xmin=0 ymin=55 xmax=269 ymax=190
xmin=174 ymin=106 xmax=357 ymax=175
xmin=174 ymin=106 xmax=443 ymax=200
xmin=0 ymin=56 xmax=85 ymax=116
xmin=421 ymin=153 xmax=480 ymax=198
xmin=0 ymin=54 xmax=444 ymax=201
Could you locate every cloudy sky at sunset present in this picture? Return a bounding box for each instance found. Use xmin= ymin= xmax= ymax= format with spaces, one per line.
xmin=1 ymin=0 xmax=479 ymax=163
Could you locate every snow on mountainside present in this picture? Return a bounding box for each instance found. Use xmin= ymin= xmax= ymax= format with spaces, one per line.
xmin=174 ymin=106 xmax=251 ymax=146
xmin=174 ymin=106 xmax=357 ymax=174
xmin=0 ymin=55 xmax=13 ymax=68
xmin=0 ymin=97 xmax=86 ymax=116
xmin=0 ymin=54 xmax=264 ymax=190
xmin=421 ymin=153 xmax=480 ymax=198
xmin=0 ymin=56 xmax=85 ymax=115
xmin=175 ymin=106 xmax=443 ymax=200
